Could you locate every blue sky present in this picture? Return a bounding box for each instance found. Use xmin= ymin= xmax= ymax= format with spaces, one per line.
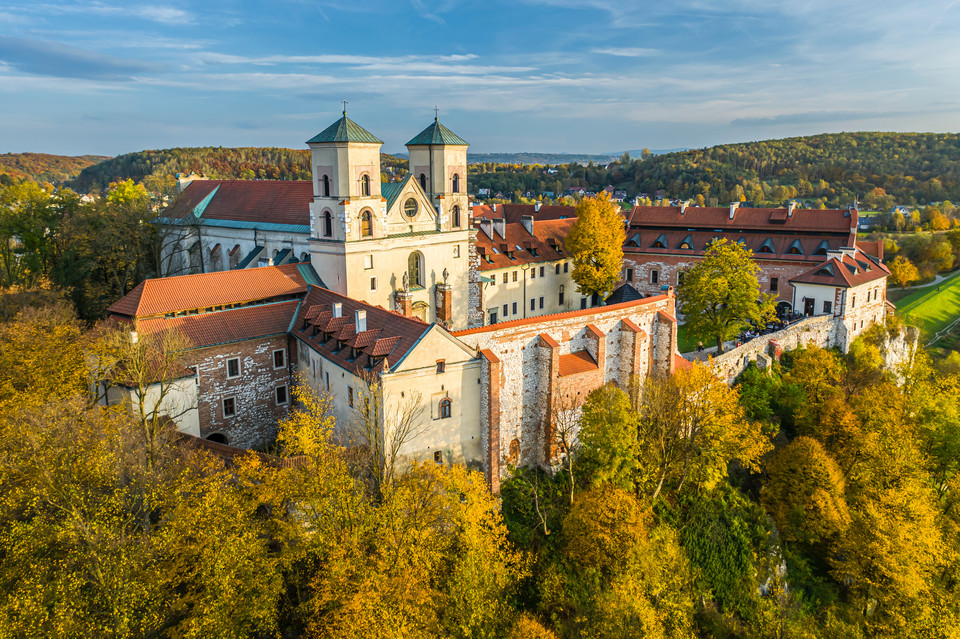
xmin=1 ymin=1 xmax=959 ymax=156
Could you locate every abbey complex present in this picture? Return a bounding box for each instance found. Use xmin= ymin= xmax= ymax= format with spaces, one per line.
xmin=107 ymin=112 xmax=893 ymax=490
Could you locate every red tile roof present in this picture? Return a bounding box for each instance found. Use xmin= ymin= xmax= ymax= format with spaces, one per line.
xmin=789 ymin=248 xmax=890 ymax=288
xmin=108 ymin=263 xmax=309 ymax=318
xmin=627 ymin=204 xmax=857 ymax=234
xmin=674 ymin=354 xmax=694 ymax=371
xmin=136 ymin=300 xmax=299 ymax=348
xmin=558 ymin=350 xmax=598 ymax=376
xmin=452 ymin=293 xmax=671 ymax=337
xmin=474 ymin=218 xmax=575 ymax=270
xmin=164 ymin=180 xmax=313 ymax=227
xmin=472 ymin=203 xmax=577 ymax=224
xmin=624 ymin=229 xmax=850 ymax=262
xmin=292 ymin=287 xmax=431 ymax=373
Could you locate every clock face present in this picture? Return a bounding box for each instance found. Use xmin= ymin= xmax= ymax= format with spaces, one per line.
xmin=403 ymin=198 xmax=418 ymax=219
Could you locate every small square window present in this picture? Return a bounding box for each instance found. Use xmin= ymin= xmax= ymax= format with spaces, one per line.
xmin=770 ymin=277 xmax=779 ymax=292
xmin=512 ymin=271 xmax=518 ymax=282
xmin=531 ymin=269 xmax=536 ymax=279
xmin=226 ymin=357 xmax=240 ymax=379
xmin=434 ymin=450 xmax=443 ymax=464
xmin=539 ymin=266 xmax=545 ymax=277
xmin=370 ymin=276 xmax=377 ymax=291
xmin=555 ymin=264 xmax=560 ymax=275
xmin=364 ymin=254 xmax=373 ymax=269
xmin=651 ymin=270 xmax=659 ymax=284
xmin=564 ymin=262 xmax=569 ymax=273
xmin=436 ymin=360 xmax=445 ymax=374
xmin=512 ymin=301 xmax=518 ymax=315
xmin=454 ymin=245 xmax=460 ymax=258
xmin=489 ymin=310 xmax=498 ymax=324
xmin=276 ymin=385 xmax=288 ymax=405
xmin=530 ymin=298 xmax=536 ymax=311
xmin=503 ymin=273 xmax=508 ymax=284
xmin=626 ymin=268 xmax=634 ymax=282
xmin=539 ymin=296 xmax=544 ymax=309
xmin=581 ymin=298 xmax=587 ymax=309
xmin=223 ymin=397 xmax=236 ymax=418
xmin=273 ymin=349 xmax=286 ymax=369
xmin=823 ymin=300 xmax=832 ymax=314
xmin=348 ymin=387 xmax=354 ymax=408
xmin=502 ymin=303 xmax=509 ymax=317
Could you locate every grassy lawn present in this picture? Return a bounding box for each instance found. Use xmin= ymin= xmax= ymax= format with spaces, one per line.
xmin=677 ymin=323 xmax=699 ymax=353
xmin=896 ymin=269 xmax=960 ymax=339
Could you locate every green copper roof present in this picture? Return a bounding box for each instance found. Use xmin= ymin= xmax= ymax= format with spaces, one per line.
xmin=381 ymin=175 xmax=413 ymax=211
xmin=307 ymin=113 xmax=383 ymax=144
xmin=405 ymin=118 xmax=468 ymax=146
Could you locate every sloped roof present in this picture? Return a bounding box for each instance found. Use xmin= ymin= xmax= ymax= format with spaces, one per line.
xmin=473 ymin=218 xmax=575 ymax=270
xmin=108 ymin=263 xmax=310 ymax=318
xmin=292 ymin=286 xmax=431 ymax=374
xmin=307 ymin=114 xmax=383 ymax=144
xmin=789 ymin=248 xmax=890 ymax=288
xmin=136 ymin=301 xmax=300 ymax=348
xmin=627 ymin=204 xmax=857 ymax=235
xmin=558 ymin=350 xmax=598 ymax=376
xmin=406 ymin=118 xmax=468 ymax=146
xmin=162 ymin=180 xmax=313 ymax=228
xmin=606 ymin=284 xmax=644 ymax=305
xmin=472 ymin=203 xmax=577 ymax=223
xmin=381 ymin=174 xmax=413 ymax=211
xmin=623 ymin=230 xmax=849 ymax=262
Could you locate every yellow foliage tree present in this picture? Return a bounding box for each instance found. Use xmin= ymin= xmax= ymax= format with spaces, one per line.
xmin=564 ymin=192 xmax=626 ymax=298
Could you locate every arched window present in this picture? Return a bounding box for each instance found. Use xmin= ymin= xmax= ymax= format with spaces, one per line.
xmin=439 ymin=397 xmax=452 ymax=419
xmin=408 ymin=251 xmax=424 ymax=288
xmin=403 ymin=198 xmax=418 ymax=219
xmin=361 ymin=210 xmax=373 ymax=237
xmin=322 ymin=175 xmax=330 ymax=197
xmin=207 ymin=433 xmax=228 ymax=444
xmin=361 ymin=174 xmax=370 ymax=197
xmin=419 ymin=173 xmax=427 ymax=190
xmin=323 ymin=211 xmax=333 ymax=237
xmin=229 ymin=244 xmax=241 ymax=269
xmin=452 ymin=174 xmax=460 ymax=193
xmin=452 ymin=205 xmax=461 ymax=228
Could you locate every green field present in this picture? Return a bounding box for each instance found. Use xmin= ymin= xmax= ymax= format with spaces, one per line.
xmin=896 ymin=269 xmax=960 ymax=341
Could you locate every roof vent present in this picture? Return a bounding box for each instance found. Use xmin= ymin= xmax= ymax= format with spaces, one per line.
xmin=355 ymin=309 xmax=367 ymax=332
xmin=787 ymin=201 xmax=796 ymax=217
xmin=520 ymin=215 xmax=534 ymax=236
xmin=333 ymin=302 xmax=342 ymax=318
xmin=680 ymin=200 xmax=688 ymax=215
xmin=729 ymin=202 xmax=739 ymax=220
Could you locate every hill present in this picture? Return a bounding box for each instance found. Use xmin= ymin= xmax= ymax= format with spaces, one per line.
xmin=468 ymin=132 xmax=960 ymax=208
xmin=0 ymin=153 xmax=110 ymax=184
xmin=467 ymin=152 xmax=618 ymax=165
xmin=69 ymin=147 xmax=409 ymax=193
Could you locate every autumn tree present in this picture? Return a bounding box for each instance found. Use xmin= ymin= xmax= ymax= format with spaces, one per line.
xmin=676 ymin=238 xmax=776 ymax=353
xmin=576 ymin=384 xmax=638 ymax=494
xmin=564 ymin=191 xmax=626 ymax=299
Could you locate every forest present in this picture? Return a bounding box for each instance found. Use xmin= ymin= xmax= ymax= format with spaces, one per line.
xmin=0 ymin=153 xmax=109 ymax=185
xmin=1 ymin=291 xmax=958 ymax=638
xmin=469 ymin=132 xmax=960 ymax=209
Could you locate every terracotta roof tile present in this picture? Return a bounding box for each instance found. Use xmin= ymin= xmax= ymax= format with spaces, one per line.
xmin=473 ymin=218 xmax=575 ymax=270
xmin=136 ymin=301 xmax=299 ymax=348
xmin=472 ymin=203 xmax=577 ymax=223
xmin=674 ymin=354 xmax=694 ymax=371
xmin=789 ymin=248 xmax=890 ymax=288
xmin=108 ymin=263 xmax=309 ymax=318
xmin=164 ymin=180 xmax=313 ymax=227
xmin=627 ymin=204 xmax=857 ymax=234
xmin=558 ymin=350 xmax=598 ymax=376
xmin=293 ymin=287 xmax=431 ymax=373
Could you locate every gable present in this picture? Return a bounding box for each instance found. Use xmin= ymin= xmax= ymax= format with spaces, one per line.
xmin=383 ymin=176 xmax=437 ymax=233
xmin=391 ymin=325 xmax=477 ymax=372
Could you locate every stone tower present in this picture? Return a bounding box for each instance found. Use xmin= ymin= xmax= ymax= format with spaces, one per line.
xmin=405 ymin=116 xmax=470 ymax=231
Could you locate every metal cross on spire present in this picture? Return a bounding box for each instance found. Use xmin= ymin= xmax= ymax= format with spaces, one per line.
xmin=342 ymin=98 xmax=348 ymax=115
xmin=434 ymin=105 xmax=439 ymax=121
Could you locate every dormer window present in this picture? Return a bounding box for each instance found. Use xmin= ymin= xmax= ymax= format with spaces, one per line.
xmin=651 ymin=233 xmax=667 ymax=249
xmin=678 ymin=234 xmax=693 ymax=250
xmin=814 ymin=240 xmax=830 ymax=256
xmin=758 ymin=238 xmax=775 ymax=254
xmin=786 ymin=239 xmax=803 ymax=255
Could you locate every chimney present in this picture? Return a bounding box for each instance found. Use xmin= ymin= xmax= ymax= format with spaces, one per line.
xmin=332 ymin=302 xmax=342 ymax=318
xmin=355 ymin=309 xmax=367 ymax=332
xmin=535 ymin=200 xmax=542 ymax=212
xmin=479 ymin=218 xmax=493 ymax=239
xmin=633 ymin=196 xmax=641 ymax=207
xmin=520 ymin=215 xmax=534 ymax=235
xmin=680 ymin=200 xmax=688 ymax=215
xmin=268 ymin=257 xmax=274 ymax=266
xmin=787 ymin=201 xmax=796 ymax=217
xmin=492 ymin=203 xmax=497 ymax=212
xmin=729 ymin=201 xmax=739 ymax=220
xmin=493 ymin=217 xmax=506 ymax=239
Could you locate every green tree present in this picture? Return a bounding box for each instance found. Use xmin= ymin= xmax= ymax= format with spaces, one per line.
xmin=576 ymin=384 xmax=639 ymax=493
xmin=676 ymin=238 xmax=775 ymax=353
xmin=564 ymin=192 xmax=625 ymax=299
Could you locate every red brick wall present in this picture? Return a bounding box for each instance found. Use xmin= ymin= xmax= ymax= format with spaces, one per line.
xmin=623 ymin=252 xmax=818 ymax=308
xmin=188 ymin=335 xmax=292 ymax=448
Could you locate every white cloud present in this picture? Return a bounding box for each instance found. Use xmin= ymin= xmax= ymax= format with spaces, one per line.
xmin=591 ymin=47 xmax=661 ymax=57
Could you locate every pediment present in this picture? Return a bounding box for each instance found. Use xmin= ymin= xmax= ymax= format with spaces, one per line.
xmin=384 ymin=177 xmax=437 ymax=232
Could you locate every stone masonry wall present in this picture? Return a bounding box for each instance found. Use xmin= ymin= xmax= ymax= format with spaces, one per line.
xmin=189 ymin=335 xmax=293 ymax=448
xmin=454 ymin=293 xmax=676 ymax=478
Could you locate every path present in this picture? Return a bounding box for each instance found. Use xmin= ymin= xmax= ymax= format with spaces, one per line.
xmin=890 ymin=272 xmax=950 ymax=292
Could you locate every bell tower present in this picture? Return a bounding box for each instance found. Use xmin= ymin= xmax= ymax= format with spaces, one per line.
xmin=405 ymin=112 xmax=469 ymax=231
